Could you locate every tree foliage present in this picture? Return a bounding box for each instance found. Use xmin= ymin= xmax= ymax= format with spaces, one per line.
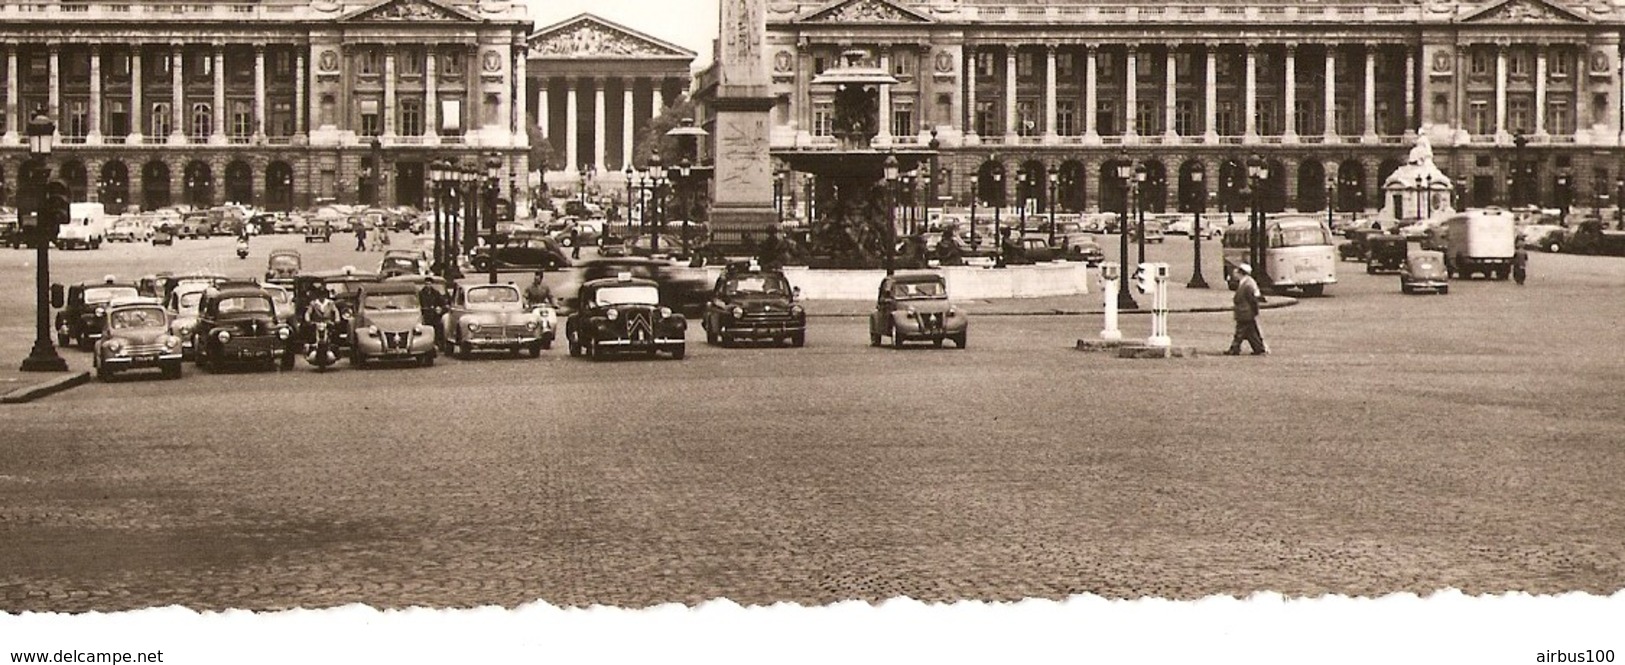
xmin=631 ymin=98 xmax=698 ymax=170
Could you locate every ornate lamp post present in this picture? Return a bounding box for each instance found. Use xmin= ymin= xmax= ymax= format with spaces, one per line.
xmin=927 ymin=128 xmax=941 ymax=228
xmin=1016 ymin=165 xmax=1031 ymax=236
xmin=624 ymin=163 xmax=636 ymax=236
xmin=899 ymin=169 xmax=916 ymax=237
xmin=883 ymin=152 xmax=899 ymax=275
xmin=990 ymin=161 xmax=1004 ymax=267
xmin=677 ymin=157 xmax=695 ymax=258
xmin=1188 ymin=163 xmax=1210 ymax=289
xmin=1246 ymin=154 xmax=1270 ymax=278
xmin=460 ymin=166 xmax=478 ymax=265
xmin=968 ymin=171 xmax=979 ymax=246
xmin=1133 ymin=161 xmax=1148 ymax=265
xmin=21 ymin=109 xmax=67 ymax=372
xmin=1415 ymin=174 xmax=1425 ymax=221
xmin=1325 ymin=174 xmax=1335 ymax=229
xmin=1047 ymin=163 xmax=1059 ymax=246
xmin=1556 ymin=170 xmax=1571 ymax=223
xmin=429 ymin=160 xmax=446 ymax=274
xmin=773 ymin=171 xmax=785 ymax=226
xmin=645 ymin=150 xmax=665 ymax=254
xmin=485 ymin=154 xmax=502 ymax=284
xmin=1114 ymin=158 xmax=1138 ymax=310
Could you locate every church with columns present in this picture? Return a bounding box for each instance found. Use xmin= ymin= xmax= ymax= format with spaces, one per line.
xmin=526 ymin=14 xmax=697 ymax=189
xmin=765 ymin=0 xmax=1625 ymax=215
xmin=0 ymin=0 xmax=532 ymax=213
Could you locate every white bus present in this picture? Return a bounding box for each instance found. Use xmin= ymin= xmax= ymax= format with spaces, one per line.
xmin=1222 ymin=214 xmax=1338 ymax=296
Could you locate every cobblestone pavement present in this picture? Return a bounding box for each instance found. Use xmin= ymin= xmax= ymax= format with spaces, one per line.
xmin=1 ymin=235 xmax=1622 ymax=612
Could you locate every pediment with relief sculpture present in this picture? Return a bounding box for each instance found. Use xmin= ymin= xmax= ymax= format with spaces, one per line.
xmin=796 ymin=0 xmax=935 ymax=24
xmin=1462 ymin=0 xmax=1589 ymax=23
xmin=528 ymin=14 xmax=697 ymax=60
xmin=339 ymin=0 xmax=479 ymax=22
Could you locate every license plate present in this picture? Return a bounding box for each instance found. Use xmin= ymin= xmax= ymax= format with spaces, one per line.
xmin=1294 ymin=263 xmax=1317 ymax=274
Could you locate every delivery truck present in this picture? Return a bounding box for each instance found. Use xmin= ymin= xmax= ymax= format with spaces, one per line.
xmin=1443 ymin=209 xmax=1516 ymax=280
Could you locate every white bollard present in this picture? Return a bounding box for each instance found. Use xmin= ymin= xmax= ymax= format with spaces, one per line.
xmin=1099 ymin=262 xmax=1122 ymax=341
xmin=1147 ymin=262 xmax=1171 ymax=348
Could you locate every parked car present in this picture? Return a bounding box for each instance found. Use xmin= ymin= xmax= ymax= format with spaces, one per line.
xmin=1338 ymin=228 xmax=1380 ymax=262
xmin=440 ymin=283 xmax=547 ymax=358
xmin=470 ymin=234 xmax=572 ymax=272
xmin=150 ymin=226 xmax=175 ymax=246
xmin=93 ymin=300 xmax=184 ymax=380
xmin=1127 ymin=219 xmax=1166 ymax=243
xmin=191 ymin=285 xmax=296 ymax=371
xmin=1519 ymin=223 xmax=1568 ymax=253
xmin=105 ymin=217 xmax=151 ymax=243
xmin=304 ymin=221 xmax=333 ymax=243
xmin=565 ymin=273 xmax=687 ymax=360
xmin=702 ymin=260 xmax=805 ymax=347
xmin=868 ymin=271 xmax=968 ymax=349
xmin=349 ymin=282 xmax=437 ymax=367
xmin=55 ymin=278 xmax=142 ymax=349
xmin=261 ymin=283 xmax=298 ymax=325
xmin=178 ymin=213 xmax=215 ymax=239
xmin=1400 ymin=249 xmax=1450 ymax=294
xmin=377 ymin=249 xmax=429 ymax=278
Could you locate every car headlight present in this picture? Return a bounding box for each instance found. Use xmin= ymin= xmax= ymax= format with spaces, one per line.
xmin=367 ymin=325 xmax=380 ymax=337
xmin=468 ymin=322 xmax=481 ymax=332
xmin=414 ymin=325 xmax=427 ymax=334
xmin=95 ymin=307 xmax=106 ymax=318
xmin=106 ymin=339 xmax=125 ymax=355
xmin=607 ymin=308 xmax=619 ymax=320
xmin=163 ymin=336 xmax=180 ymax=349
xmin=948 ymin=306 xmax=958 ymax=316
xmin=906 ymin=306 xmax=917 ymax=314
xmin=658 ymin=307 xmax=672 ymax=319
xmin=525 ymin=320 xmax=538 ymax=330
xmin=217 ymin=330 xmax=231 ymax=343
xmin=731 ymin=306 xmax=744 ymax=319
xmin=790 ymin=304 xmax=804 ymax=316
xmin=276 ymin=326 xmax=291 ymax=340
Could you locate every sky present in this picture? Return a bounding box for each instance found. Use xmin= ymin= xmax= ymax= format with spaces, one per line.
xmin=525 ymin=0 xmax=721 ymax=70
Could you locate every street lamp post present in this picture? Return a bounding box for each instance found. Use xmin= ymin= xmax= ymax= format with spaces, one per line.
xmin=883 ymin=152 xmax=899 ymax=275
xmin=461 ymin=166 xmax=478 ymax=267
xmin=1114 ymin=158 xmax=1138 ymax=310
xmin=677 ymin=157 xmax=694 ymax=258
xmin=1188 ymin=164 xmax=1210 ymax=289
xmin=1247 ymin=155 xmax=1270 ymax=280
xmin=624 ymin=163 xmax=636 ymax=236
xmin=968 ymin=172 xmax=979 ymax=246
xmin=645 ymin=150 xmax=665 ymax=254
xmin=485 ymin=154 xmax=502 ymax=284
xmin=899 ymin=169 xmax=916 ymax=237
xmin=1016 ymin=166 xmax=1030 ymax=237
xmin=21 ymin=109 xmax=67 ymax=372
xmin=1415 ymin=174 xmax=1425 ymax=221
xmin=1616 ymin=177 xmax=1624 ymax=229
xmin=430 ymin=160 xmax=445 ymax=274
xmin=773 ymin=171 xmax=784 ymax=226
xmin=1133 ymin=161 xmax=1148 ymax=265
xmin=991 ymin=165 xmax=1004 ymax=268
xmin=1046 ymin=164 xmax=1059 ymax=246
xmin=1325 ymin=174 xmax=1335 ymax=229
xmin=1557 ymin=171 xmax=1571 ymax=223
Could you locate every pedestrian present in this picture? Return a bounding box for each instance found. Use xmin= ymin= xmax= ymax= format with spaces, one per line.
xmin=524 ymin=270 xmax=553 ymax=307
xmin=1512 ymin=247 xmax=1528 ymax=285
xmin=355 ymin=224 xmax=367 ymax=252
xmin=569 ymin=227 xmax=581 ymax=260
xmin=1225 ymin=263 xmax=1268 ymax=356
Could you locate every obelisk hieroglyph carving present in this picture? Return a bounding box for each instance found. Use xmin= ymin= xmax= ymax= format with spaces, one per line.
xmin=709 ymin=0 xmax=778 ymax=246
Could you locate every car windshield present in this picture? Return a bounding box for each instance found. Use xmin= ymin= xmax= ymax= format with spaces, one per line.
xmin=217 ymin=296 xmax=273 ymax=314
xmin=364 ymin=293 xmax=420 ymax=310
xmin=110 ymin=307 xmax=166 ymax=330
xmin=892 ymin=280 xmax=946 ymax=299
xmin=466 ymin=287 xmax=521 ymax=304
xmin=1271 ymin=223 xmax=1334 ymax=248
xmin=383 ymin=257 xmax=418 ymax=270
xmin=592 ymin=285 xmax=660 ymax=307
xmin=265 ymin=288 xmax=293 ymax=304
xmin=86 ymin=286 xmax=139 ymax=302
xmin=270 ymin=255 xmax=299 ymax=269
xmin=723 ymin=275 xmax=790 ymax=297
xmin=177 ymin=292 xmax=203 ymax=311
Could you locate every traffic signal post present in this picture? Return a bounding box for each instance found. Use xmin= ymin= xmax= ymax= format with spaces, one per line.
xmin=20 ymin=109 xmax=68 ymax=373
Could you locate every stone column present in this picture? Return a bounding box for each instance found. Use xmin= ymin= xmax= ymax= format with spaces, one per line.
xmin=254 ymin=46 xmax=266 ymax=138
xmin=129 ymin=49 xmax=142 ymax=143
xmin=1164 ymin=46 xmax=1177 ymax=138
xmin=964 ymin=49 xmax=978 ymax=139
xmin=1083 ymin=45 xmax=1098 ymax=142
xmin=514 ymin=49 xmax=528 ymax=147
xmin=796 ymin=43 xmax=813 ymax=140
xmin=593 ymin=78 xmax=607 ymax=172
xmin=1363 ymin=45 xmax=1378 ymax=140
xmin=295 ymin=51 xmax=305 ymax=136
xmin=1244 ymin=43 xmax=1258 ymax=141
xmin=424 ymin=51 xmax=437 ymax=138
xmin=622 ymin=82 xmax=635 ymax=169
xmin=1043 ymin=44 xmax=1058 ymax=143
xmin=1004 ymin=47 xmax=1017 ymax=141
xmin=88 ymin=46 xmax=103 ymax=143
xmin=1124 ymin=44 xmax=1138 ymax=138
xmin=878 ymin=48 xmax=893 ymax=144
xmin=1404 ymin=49 xmax=1416 ymax=130
xmin=47 ymin=45 xmax=60 ymax=126
xmin=212 ymin=44 xmax=225 ymax=144
xmin=1535 ymin=47 xmax=1548 ymax=137
xmin=3 ymin=48 xmax=17 ymax=142
xmin=565 ymin=77 xmax=579 ymax=173
xmin=1324 ymin=45 xmax=1337 ymax=141
xmin=383 ymin=49 xmax=397 ymax=138
xmin=1205 ymin=44 xmax=1218 ymax=142
xmin=1495 ymin=44 xmax=1508 ymax=137
xmin=170 ymin=44 xmax=184 ymax=143
xmin=652 ymin=81 xmax=665 ymax=118
xmin=1284 ymin=43 xmax=1298 ymax=140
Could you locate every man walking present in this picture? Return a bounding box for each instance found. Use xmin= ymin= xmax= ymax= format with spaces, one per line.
xmin=1225 ymin=263 xmax=1268 ymax=356
xmin=354 ymin=224 xmax=367 ymax=252
xmin=1512 ymin=247 xmax=1528 ymax=285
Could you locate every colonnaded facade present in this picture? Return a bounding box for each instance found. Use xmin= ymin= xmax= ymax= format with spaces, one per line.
xmin=526 ymin=14 xmax=696 ymax=186
xmin=0 ymin=0 xmax=531 ymax=213
xmin=764 ymin=0 xmax=1625 ymax=215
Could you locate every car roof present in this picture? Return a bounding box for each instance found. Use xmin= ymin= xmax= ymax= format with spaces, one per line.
xmin=309 ymin=268 xmax=382 ymax=280
xmin=889 ymin=270 xmax=945 ymax=282
xmin=582 ymin=276 xmax=660 ymax=289
xmin=358 ymin=282 xmax=420 ymax=295
xmin=108 ymin=297 xmax=164 ymax=308
xmin=212 ymin=286 xmax=270 ymax=298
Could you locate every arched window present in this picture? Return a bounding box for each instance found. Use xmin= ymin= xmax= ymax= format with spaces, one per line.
xmin=151 ymin=102 xmax=172 ymax=137
xmin=190 ymin=102 xmax=212 ymax=138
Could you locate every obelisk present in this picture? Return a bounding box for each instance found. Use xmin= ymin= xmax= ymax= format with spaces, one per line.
xmin=709 ymin=0 xmax=778 ymax=247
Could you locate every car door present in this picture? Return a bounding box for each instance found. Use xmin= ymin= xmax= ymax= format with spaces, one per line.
xmin=870 ymin=280 xmax=892 ymax=337
xmin=444 ymin=287 xmax=465 ymax=341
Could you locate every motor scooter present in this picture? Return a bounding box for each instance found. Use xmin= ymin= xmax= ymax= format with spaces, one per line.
xmin=305 ymin=321 xmax=338 ymax=370
xmin=236 ymin=239 xmax=250 ymax=260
